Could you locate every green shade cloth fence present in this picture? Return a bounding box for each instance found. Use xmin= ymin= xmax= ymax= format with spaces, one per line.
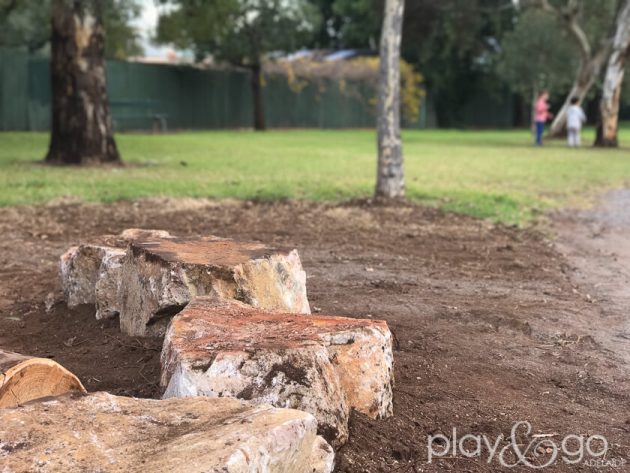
xmin=0 ymin=50 xmax=393 ymax=131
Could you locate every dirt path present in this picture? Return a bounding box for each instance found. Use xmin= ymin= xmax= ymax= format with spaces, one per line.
xmin=554 ymin=190 xmax=630 ymax=366
xmin=0 ymin=198 xmax=628 ymax=472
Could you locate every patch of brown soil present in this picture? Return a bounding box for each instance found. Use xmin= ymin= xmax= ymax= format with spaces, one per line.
xmin=0 ymin=198 xmax=628 ymax=472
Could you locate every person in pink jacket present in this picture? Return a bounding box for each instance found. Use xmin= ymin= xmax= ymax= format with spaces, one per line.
xmin=534 ymin=91 xmax=554 ymax=145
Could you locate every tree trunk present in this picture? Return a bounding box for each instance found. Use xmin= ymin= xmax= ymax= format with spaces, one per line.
xmin=45 ymin=0 xmax=120 ymax=165
xmin=549 ymin=51 xmax=609 ymax=137
xmin=595 ymin=0 xmax=630 ymax=147
xmin=0 ymin=349 xmax=86 ymax=408
xmin=250 ymin=64 xmax=266 ymax=131
xmin=375 ymin=0 xmax=405 ymax=200
xmin=533 ymin=0 xmax=612 ymax=137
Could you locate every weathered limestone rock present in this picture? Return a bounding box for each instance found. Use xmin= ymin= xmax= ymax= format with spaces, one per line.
xmin=0 ymin=392 xmax=335 ymax=473
xmin=0 ymin=349 xmax=86 ymax=408
xmin=119 ymin=235 xmax=310 ymax=337
xmin=59 ymin=229 xmax=172 ymax=320
xmin=93 ymin=247 xmax=126 ymax=320
xmin=60 ymin=230 xmax=309 ymax=334
xmin=60 ymin=244 xmax=125 ymax=313
xmin=161 ymin=298 xmax=394 ymax=447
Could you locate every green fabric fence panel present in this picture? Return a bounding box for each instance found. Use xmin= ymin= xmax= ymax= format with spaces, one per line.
xmin=0 ymin=50 xmax=29 ymax=131
xmin=263 ymin=76 xmax=376 ymax=128
xmin=27 ymin=56 xmax=50 ymax=131
xmin=0 ymin=50 xmax=428 ymax=131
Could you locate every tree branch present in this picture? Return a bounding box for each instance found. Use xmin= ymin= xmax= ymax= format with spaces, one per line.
xmin=539 ymin=0 xmax=558 ymax=14
xmin=563 ymin=6 xmax=592 ymax=60
xmin=526 ymin=0 xmax=592 ymax=60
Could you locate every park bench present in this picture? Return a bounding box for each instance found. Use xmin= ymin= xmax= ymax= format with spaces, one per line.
xmin=110 ymin=98 xmax=168 ymax=132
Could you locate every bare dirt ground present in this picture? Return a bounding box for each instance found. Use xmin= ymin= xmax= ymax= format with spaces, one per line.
xmin=0 ymin=198 xmax=628 ymax=472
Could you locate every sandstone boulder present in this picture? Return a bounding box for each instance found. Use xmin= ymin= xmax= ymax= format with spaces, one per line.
xmin=119 ymin=235 xmax=310 ymax=337
xmin=59 ymin=229 xmax=172 ymax=320
xmin=161 ymin=298 xmax=394 ymax=447
xmin=0 ymin=392 xmax=334 ymax=473
xmin=60 ymin=244 xmax=125 ymax=315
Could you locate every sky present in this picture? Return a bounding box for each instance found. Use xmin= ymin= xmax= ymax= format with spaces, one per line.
xmin=133 ymin=0 xmax=159 ymax=37
xmin=131 ymin=0 xmax=164 ymax=57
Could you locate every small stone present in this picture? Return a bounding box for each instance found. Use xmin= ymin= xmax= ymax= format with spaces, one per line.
xmin=44 ymin=291 xmax=56 ymax=313
xmin=0 ymin=392 xmax=334 ymax=473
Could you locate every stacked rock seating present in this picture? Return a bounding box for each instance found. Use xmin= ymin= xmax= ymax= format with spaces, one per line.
xmin=119 ymin=233 xmax=310 ymax=336
xmin=160 ymin=297 xmax=394 ymax=447
xmin=60 ymin=229 xmax=310 ymax=336
xmin=55 ymin=228 xmax=395 ymax=458
xmin=0 ymin=392 xmax=334 ymax=472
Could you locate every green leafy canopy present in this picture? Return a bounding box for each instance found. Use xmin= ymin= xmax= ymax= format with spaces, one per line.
xmin=0 ymin=0 xmax=142 ymax=59
xmin=496 ymin=10 xmax=576 ymax=97
xmin=156 ymin=0 xmax=321 ymax=66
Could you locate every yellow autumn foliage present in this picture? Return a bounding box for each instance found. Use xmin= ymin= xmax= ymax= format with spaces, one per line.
xmin=265 ymin=57 xmax=425 ymax=123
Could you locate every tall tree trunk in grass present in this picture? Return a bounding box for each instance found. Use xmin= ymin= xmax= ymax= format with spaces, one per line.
xmin=46 ymin=0 xmax=120 ymax=165
xmin=549 ymin=49 xmax=609 ymax=137
xmin=250 ymin=64 xmax=266 ymax=131
xmin=595 ymin=0 xmax=630 ymax=147
xmin=375 ymin=0 xmax=405 ymax=200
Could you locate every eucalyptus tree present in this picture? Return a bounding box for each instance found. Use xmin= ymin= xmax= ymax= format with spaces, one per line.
xmin=157 ymin=0 xmax=320 ymax=131
xmin=0 ymin=0 xmax=141 ymax=58
xmin=375 ymin=0 xmax=405 ymax=199
xmin=525 ymin=0 xmax=619 ymax=136
xmin=496 ymin=10 xmax=576 ymax=128
xmin=46 ymin=0 xmax=123 ymax=165
xmin=595 ymin=0 xmax=630 ymax=147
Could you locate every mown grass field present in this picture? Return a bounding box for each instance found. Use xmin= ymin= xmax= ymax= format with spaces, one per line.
xmin=1 ymin=127 xmax=630 ymax=225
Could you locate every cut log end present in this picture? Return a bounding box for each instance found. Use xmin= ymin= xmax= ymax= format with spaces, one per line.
xmin=0 ymin=350 xmax=86 ymax=408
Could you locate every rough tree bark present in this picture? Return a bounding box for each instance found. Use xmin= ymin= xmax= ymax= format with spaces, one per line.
xmin=375 ymin=0 xmax=405 ymax=199
xmin=250 ymin=64 xmax=266 ymax=131
xmin=46 ymin=0 xmax=120 ymax=165
xmin=534 ymin=0 xmax=612 ymax=137
xmin=595 ymin=0 xmax=630 ymax=147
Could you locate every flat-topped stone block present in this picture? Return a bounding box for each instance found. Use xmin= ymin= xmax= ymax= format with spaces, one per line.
xmin=160 ymin=298 xmax=394 ymax=447
xmin=60 ymin=230 xmax=310 ymax=335
xmin=0 ymin=392 xmax=334 ymax=473
xmin=119 ymin=235 xmax=310 ymax=337
xmin=60 ymin=229 xmax=172 ymax=320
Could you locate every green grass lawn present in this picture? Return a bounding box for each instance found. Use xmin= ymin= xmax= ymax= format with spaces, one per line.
xmin=1 ymin=127 xmax=630 ymax=225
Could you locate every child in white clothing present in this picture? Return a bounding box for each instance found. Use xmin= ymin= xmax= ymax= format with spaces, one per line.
xmin=566 ymin=97 xmax=586 ymax=147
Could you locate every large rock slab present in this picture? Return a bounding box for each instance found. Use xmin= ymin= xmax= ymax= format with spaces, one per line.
xmin=161 ymin=298 xmax=394 ymax=447
xmin=0 ymin=392 xmax=334 ymax=473
xmin=60 ymin=229 xmax=308 ymax=331
xmin=119 ymin=235 xmax=310 ymax=337
xmin=60 ymin=229 xmax=171 ymax=320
